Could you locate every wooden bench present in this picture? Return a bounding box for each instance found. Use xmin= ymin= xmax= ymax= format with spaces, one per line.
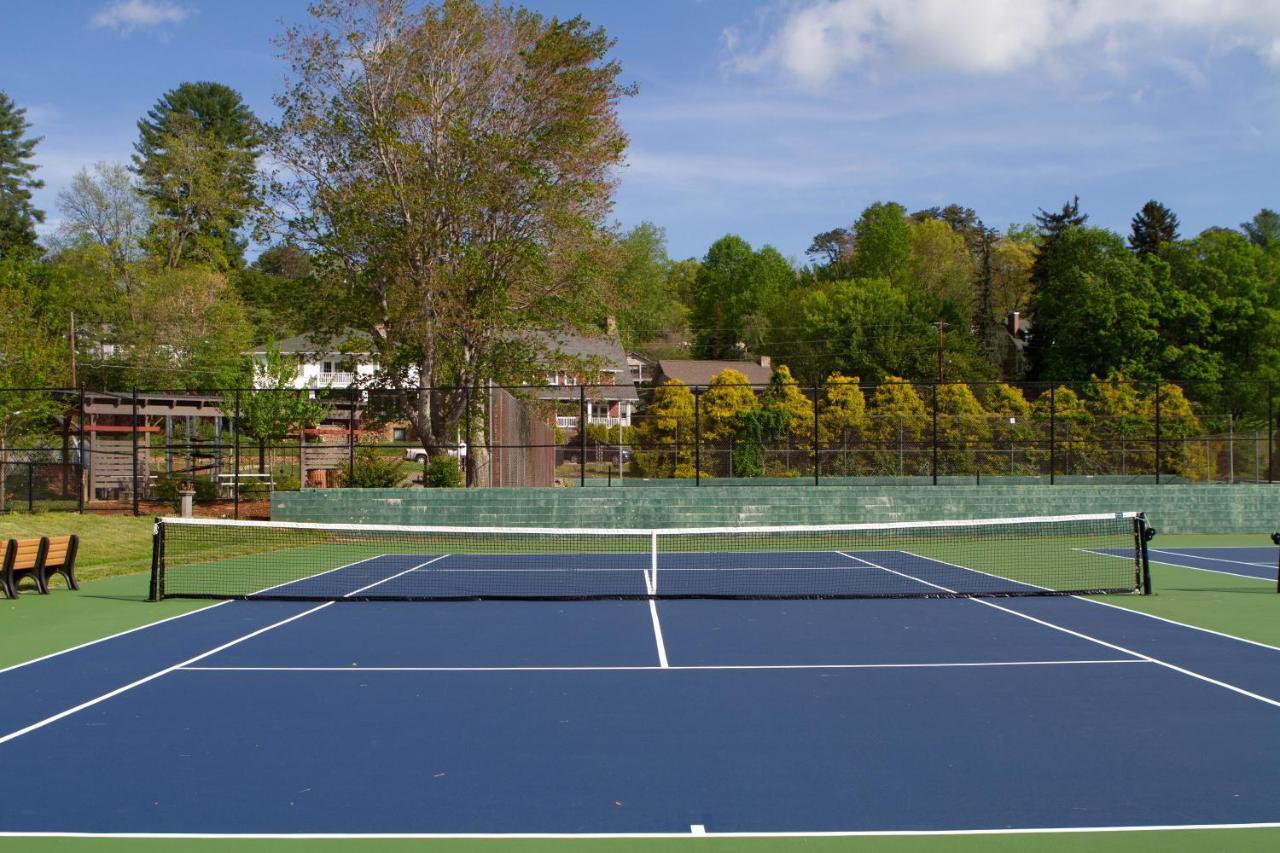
xmin=2 ymin=535 xmax=79 ymax=598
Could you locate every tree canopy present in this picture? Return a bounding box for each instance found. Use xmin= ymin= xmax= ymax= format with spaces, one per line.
xmin=0 ymin=90 xmax=44 ymax=257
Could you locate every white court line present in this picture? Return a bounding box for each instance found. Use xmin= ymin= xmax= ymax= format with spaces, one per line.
xmin=0 ymin=600 xmax=231 ymax=676
xmin=0 ymin=555 xmax=449 ymax=747
xmin=3 ymin=821 xmax=1280 ymax=839
xmin=0 ymin=552 xmax=403 ymax=676
xmin=1082 ymin=547 xmax=1270 ymax=583
xmin=178 ymin=659 xmax=1146 ymax=673
xmin=643 ymin=559 xmax=670 ymax=668
xmin=1149 ymin=548 xmax=1274 ymax=568
xmin=841 ymin=552 xmax=1280 ymax=710
xmin=426 ymin=565 xmax=870 ymax=573
xmin=913 ymin=549 xmax=1280 ymax=655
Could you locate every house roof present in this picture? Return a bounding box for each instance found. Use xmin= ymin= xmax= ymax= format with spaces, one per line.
xmin=540 ymin=330 xmax=630 ymax=374
xmin=656 ymin=359 xmax=774 ymax=387
xmin=248 ymin=332 xmax=372 ymax=356
xmin=531 ymin=330 xmax=638 ymax=402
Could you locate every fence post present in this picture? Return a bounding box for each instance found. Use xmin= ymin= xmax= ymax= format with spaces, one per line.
xmin=578 ymin=385 xmax=586 ymax=488
xmin=1049 ymin=385 xmax=1056 ymax=485
xmin=463 ymin=385 xmax=472 ymax=488
xmin=27 ymin=461 xmax=34 ymax=512
xmin=77 ymin=385 xmax=86 ymax=513
xmin=233 ymin=389 xmax=241 ymax=520
xmin=813 ymin=383 xmax=820 ymax=486
xmin=1154 ymin=380 xmax=1161 ymax=485
xmin=694 ymin=387 xmax=702 ymax=486
xmin=131 ymin=387 xmax=140 ymax=516
xmin=348 ymin=385 xmax=357 ymax=483
xmin=931 ymin=383 xmax=939 ymax=486
xmin=1269 ymin=382 xmax=1274 ymax=484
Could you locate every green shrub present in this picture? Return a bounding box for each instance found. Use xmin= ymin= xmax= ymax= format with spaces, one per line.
xmin=336 ymin=447 xmax=404 ymax=488
xmin=267 ymin=463 xmax=301 ymax=492
xmin=152 ymin=474 xmax=219 ymax=508
xmin=238 ymin=479 xmax=270 ymax=500
xmin=424 ymin=454 xmax=463 ymax=488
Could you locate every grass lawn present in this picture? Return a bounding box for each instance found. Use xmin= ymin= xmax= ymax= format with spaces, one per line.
xmin=0 ymin=520 xmax=1276 ymax=851
xmin=0 ymin=512 xmax=156 ymax=581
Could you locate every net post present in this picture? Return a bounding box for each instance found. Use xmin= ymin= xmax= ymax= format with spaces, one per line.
xmin=148 ymin=520 xmax=165 ymax=601
xmin=1135 ymin=514 xmax=1154 ymax=595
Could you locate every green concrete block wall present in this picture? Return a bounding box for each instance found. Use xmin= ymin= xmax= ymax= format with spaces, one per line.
xmin=272 ymin=484 xmax=1280 ymax=534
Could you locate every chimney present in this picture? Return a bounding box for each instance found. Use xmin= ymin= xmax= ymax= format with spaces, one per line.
xmin=606 ymin=316 xmax=618 ymax=337
xmin=758 ymin=355 xmax=771 ymax=369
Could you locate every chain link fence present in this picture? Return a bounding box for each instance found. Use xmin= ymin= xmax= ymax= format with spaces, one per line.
xmin=1 ymin=378 xmax=1274 ymax=515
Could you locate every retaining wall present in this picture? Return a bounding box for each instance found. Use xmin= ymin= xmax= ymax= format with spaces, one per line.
xmin=272 ymin=484 xmax=1280 ymax=534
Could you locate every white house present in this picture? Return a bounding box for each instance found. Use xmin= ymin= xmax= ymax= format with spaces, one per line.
xmin=247 ymin=334 xmax=380 ymax=390
xmin=532 ymin=330 xmax=639 ymax=430
xmin=246 ymin=328 xmax=639 ymax=430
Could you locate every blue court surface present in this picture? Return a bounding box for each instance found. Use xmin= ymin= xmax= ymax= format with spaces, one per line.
xmin=1093 ymin=545 xmax=1279 ymax=582
xmin=2 ymin=550 xmax=1280 ymax=838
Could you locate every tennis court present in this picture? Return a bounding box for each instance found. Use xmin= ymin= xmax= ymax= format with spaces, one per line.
xmin=2 ymin=514 xmax=1279 ymax=838
xmin=1118 ymin=546 xmax=1278 ymax=583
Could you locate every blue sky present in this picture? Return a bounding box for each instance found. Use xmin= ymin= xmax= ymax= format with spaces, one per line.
xmin=4 ymin=0 xmax=1279 ymax=263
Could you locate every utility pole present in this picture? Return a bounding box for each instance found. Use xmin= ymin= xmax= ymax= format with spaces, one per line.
xmin=69 ymin=311 xmax=77 ymax=387
xmin=935 ymin=321 xmax=946 ymax=382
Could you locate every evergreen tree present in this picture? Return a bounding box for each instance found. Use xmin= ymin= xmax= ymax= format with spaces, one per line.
xmin=1241 ymin=209 xmax=1280 ymax=249
xmin=133 ymin=81 xmax=261 ymax=270
xmin=1128 ymin=200 xmax=1180 ymax=256
xmin=0 ymin=90 xmax=44 ymax=257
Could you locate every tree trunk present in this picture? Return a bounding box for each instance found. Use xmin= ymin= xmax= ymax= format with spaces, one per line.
xmin=465 ymin=386 xmax=490 ymax=488
xmin=0 ymin=436 xmax=6 ymax=514
xmin=258 ymin=440 xmax=266 ymax=474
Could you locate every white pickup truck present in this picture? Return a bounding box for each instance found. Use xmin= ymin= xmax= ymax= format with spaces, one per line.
xmin=404 ymin=444 xmax=466 ymax=462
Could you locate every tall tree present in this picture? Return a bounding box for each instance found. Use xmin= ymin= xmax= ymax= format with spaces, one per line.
xmin=0 ymin=90 xmax=44 ymax=257
xmin=1129 ymin=200 xmax=1180 ymax=257
xmin=113 ymin=268 xmax=254 ymax=389
xmin=133 ymin=81 xmax=262 ymax=270
xmin=606 ymin=222 xmax=686 ymax=350
xmin=690 ymin=235 xmax=794 ymax=358
xmin=269 ymin=0 xmax=632 ymax=485
xmin=805 ymin=227 xmax=855 ymax=276
xmin=0 ymin=273 xmax=64 ymax=510
xmin=1241 ymin=209 xmax=1280 ymax=249
xmin=1025 ymin=227 xmax=1160 ymax=380
xmin=56 ymin=161 xmax=149 ymax=289
xmin=850 ymin=202 xmax=911 ymax=283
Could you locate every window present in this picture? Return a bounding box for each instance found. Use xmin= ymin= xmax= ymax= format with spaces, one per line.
xmin=392 ymin=427 xmax=407 ymax=442
xmin=322 ymin=361 xmax=334 ymax=374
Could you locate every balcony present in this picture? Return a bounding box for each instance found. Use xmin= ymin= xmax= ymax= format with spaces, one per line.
xmin=309 ymin=372 xmax=356 ymax=388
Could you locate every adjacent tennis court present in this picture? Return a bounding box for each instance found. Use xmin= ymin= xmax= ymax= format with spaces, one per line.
xmin=1 ymin=514 xmax=1279 ymax=838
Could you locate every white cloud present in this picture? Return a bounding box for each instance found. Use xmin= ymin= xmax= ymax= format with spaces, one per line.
xmin=729 ymin=0 xmax=1280 ymax=84
xmin=90 ymin=0 xmax=191 ymax=34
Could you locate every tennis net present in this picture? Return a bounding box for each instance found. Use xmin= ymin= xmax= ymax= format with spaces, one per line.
xmin=149 ymin=512 xmax=1152 ymax=602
